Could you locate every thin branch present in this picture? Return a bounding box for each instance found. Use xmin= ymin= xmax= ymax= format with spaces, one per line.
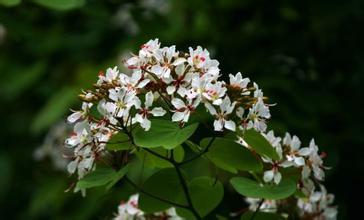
xmin=124 ymin=177 xmax=189 ymax=209
xmin=250 ymin=199 xmax=264 ymax=220
xmin=174 ymin=164 xmax=201 ymax=219
xmin=179 ymin=137 xmax=216 ymax=165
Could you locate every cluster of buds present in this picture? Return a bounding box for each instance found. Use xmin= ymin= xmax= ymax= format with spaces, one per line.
xmin=65 ymin=39 xmax=270 ymax=178
xmin=114 ymin=194 xmax=182 ymax=220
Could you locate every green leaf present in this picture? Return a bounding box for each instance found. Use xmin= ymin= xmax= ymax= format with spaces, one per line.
xmin=136 ymin=148 xmax=173 ymax=168
xmin=75 ymin=165 xmax=129 ymax=190
xmin=173 ymin=145 xmax=185 ymax=162
xmin=188 ymin=177 xmax=224 ymax=217
xmin=133 ymin=119 xmax=198 ymax=149
xmin=230 ymin=177 xmax=296 ymax=200
xmin=139 ymin=168 xmax=187 ymax=213
xmin=106 ymin=132 xmax=132 ymax=151
xmin=240 ymin=211 xmax=284 ymax=220
xmin=33 ymin=0 xmax=85 ymax=10
xmin=0 ymin=0 xmax=21 ymax=7
xmin=243 ymin=129 xmax=280 ymax=160
xmin=126 ymin=157 xmax=159 ymax=186
xmin=200 ymin=137 xmax=263 ymax=173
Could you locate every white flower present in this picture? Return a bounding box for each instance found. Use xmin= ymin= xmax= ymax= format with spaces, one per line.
xmin=304 ymin=139 xmax=325 ymax=181
xmin=282 ymin=133 xmax=311 ymax=167
xmin=253 ymin=82 xmax=264 ymax=98
xmin=297 ymin=185 xmax=337 ymax=220
xmin=67 ymin=102 xmax=92 ymax=123
xmin=119 ymin=70 xmax=150 ymax=91
xmin=139 ymin=38 xmax=160 ymax=57
xmin=171 ymin=97 xmax=200 ymax=123
xmin=229 ymin=72 xmax=250 ymax=90
xmin=205 ymin=96 xmax=236 ymax=131
xmin=114 ymin=194 xmax=145 ymax=220
xmin=245 ymin=198 xmax=277 ymax=212
xmin=246 ymin=98 xmax=271 ymax=132
xmin=188 ymin=46 xmax=210 ymax=69
xmin=263 ymin=166 xmax=282 ymax=184
xmin=150 ymin=64 xmax=172 ymax=79
xmin=203 ymin=81 xmax=227 ymax=105
xmin=105 ymin=88 xmax=139 ymax=118
xmin=166 ymin=64 xmax=195 ymax=96
xmin=262 ymin=130 xmax=283 ymax=157
xmin=97 ymin=66 xmax=119 ymax=84
xmin=65 ymin=121 xmax=92 ymax=147
xmin=133 ymin=92 xmax=166 ymax=131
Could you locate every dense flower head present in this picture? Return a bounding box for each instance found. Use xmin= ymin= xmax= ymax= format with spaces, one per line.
xmin=65 ymin=38 xmax=271 ymax=178
xmin=65 ymin=39 xmax=336 ymax=219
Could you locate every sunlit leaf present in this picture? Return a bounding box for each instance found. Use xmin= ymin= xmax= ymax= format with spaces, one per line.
xmin=243 ymin=129 xmax=280 ymax=160
xmin=133 ymin=119 xmax=198 ymax=149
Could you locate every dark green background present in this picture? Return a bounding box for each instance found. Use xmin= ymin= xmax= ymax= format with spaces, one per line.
xmin=0 ymin=0 xmax=363 ymax=219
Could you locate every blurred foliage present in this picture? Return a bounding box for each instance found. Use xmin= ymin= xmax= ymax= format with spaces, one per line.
xmin=0 ymin=0 xmax=363 ymax=219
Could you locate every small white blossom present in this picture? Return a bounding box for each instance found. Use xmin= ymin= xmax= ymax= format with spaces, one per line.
xmin=229 ymin=72 xmax=250 ymax=90
xmin=105 ymin=88 xmax=139 ymax=118
xmin=133 ymin=91 xmax=166 ymax=131
xmin=282 ymin=133 xmax=311 ymax=167
xmin=247 ymin=98 xmax=271 ymax=132
xmin=171 ymin=97 xmax=200 ymax=123
xmin=205 ymin=96 xmax=236 ymax=131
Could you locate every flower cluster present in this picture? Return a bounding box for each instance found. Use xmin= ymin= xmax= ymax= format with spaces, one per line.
xmin=241 ymin=131 xmax=337 ymax=219
xmin=65 ymin=39 xmax=337 ymax=219
xmin=244 ymin=184 xmax=337 ymax=220
xmin=65 ymin=39 xmax=270 ymax=178
xmin=114 ymin=194 xmax=182 ymax=220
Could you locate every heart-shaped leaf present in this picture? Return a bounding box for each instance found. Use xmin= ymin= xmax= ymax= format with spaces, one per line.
xmin=230 ymin=177 xmax=296 ymax=200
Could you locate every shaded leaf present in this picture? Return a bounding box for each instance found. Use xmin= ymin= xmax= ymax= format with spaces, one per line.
xmin=201 ymin=137 xmax=263 ymax=173
xmin=139 ymin=168 xmax=187 ymax=213
xmin=230 ymin=177 xmax=296 ymax=200
xmin=188 ymin=176 xmax=224 ymax=217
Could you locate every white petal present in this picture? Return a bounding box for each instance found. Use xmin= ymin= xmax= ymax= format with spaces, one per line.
xmin=263 ymin=170 xmax=274 ymax=182
xmin=171 ymin=98 xmax=185 ymax=109
xmin=174 ymin=64 xmax=185 ymax=75
xmin=141 ymin=118 xmax=151 ymax=131
xmin=65 ymin=136 xmax=79 ymax=147
xmin=67 ymin=112 xmax=83 ymax=123
xmin=302 ymin=165 xmax=311 ymax=179
xmin=166 ymin=85 xmax=176 ymax=95
xmin=298 ymin=147 xmax=311 ymax=156
xmin=145 ymin=91 xmax=154 ymax=107
xmin=274 ymin=172 xmax=282 ymax=184
xmin=67 ymin=160 xmax=78 ymax=174
xmin=224 ymin=120 xmax=236 ymax=131
xmin=137 ymin=79 xmax=150 ymax=88
xmin=172 ymin=58 xmax=187 ymax=66
xmin=182 ymin=111 xmax=191 ymax=122
xmin=294 ymin=157 xmax=305 ymax=166
xmin=172 ymin=112 xmax=185 ymax=122
xmin=205 ymin=103 xmax=217 ymax=115
xmin=213 ymin=120 xmax=223 ymax=131
xmin=150 ymin=107 xmax=166 ymax=116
